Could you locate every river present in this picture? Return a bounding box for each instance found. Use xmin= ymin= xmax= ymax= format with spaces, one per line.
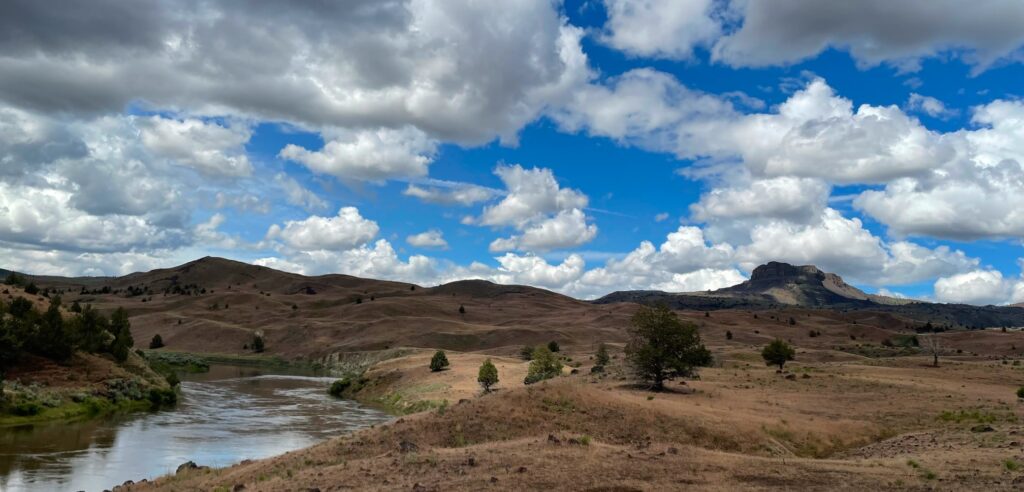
xmin=0 ymin=364 xmax=390 ymax=492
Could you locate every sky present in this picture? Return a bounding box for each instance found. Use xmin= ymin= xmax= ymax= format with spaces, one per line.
xmin=2 ymin=0 xmax=1024 ymax=305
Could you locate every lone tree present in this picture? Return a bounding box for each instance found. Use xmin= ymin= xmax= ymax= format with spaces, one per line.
xmin=595 ymin=343 xmax=610 ymax=367
xmin=547 ymin=340 xmax=560 ymax=353
xmin=761 ymin=339 xmax=795 ymax=371
xmin=478 ymin=358 xmax=498 ymax=392
xmin=524 ymin=345 xmax=563 ymax=384
xmin=252 ymin=333 xmax=265 ymax=353
xmin=458 ymin=304 xmax=466 ymax=314
xmin=430 ymin=350 xmax=450 ymax=372
xmin=922 ymin=333 xmax=941 ymax=367
xmin=625 ymin=304 xmax=712 ymax=391
xmin=519 ymin=345 xmax=534 ymax=360
xmin=149 ymin=334 xmax=165 ymax=349
xmin=725 ymin=330 xmax=733 ymax=340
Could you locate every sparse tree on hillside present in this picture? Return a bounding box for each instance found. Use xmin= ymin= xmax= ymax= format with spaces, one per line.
xmin=519 ymin=345 xmax=534 ymax=360
xmin=478 ymin=358 xmax=498 ymax=393
xmin=726 ymin=330 xmax=733 ymax=340
xmin=24 ymin=283 xmax=39 ymax=295
xmin=761 ymin=339 xmax=795 ymax=371
xmin=547 ymin=340 xmax=560 ymax=353
xmin=70 ymin=300 xmax=82 ymax=313
xmin=35 ymin=296 xmax=73 ymax=362
xmin=595 ymin=344 xmax=610 ymax=368
xmin=430 ymin=350 xmax=450 ymax=372
xmin=4 ymin=272 xmax=25 ymax=286
xmin=458 ymin=304 xmax=466 ymax=314
xmin=922 ymin=333 xmax=941 ymax=367
xmin=71 ymin=305 xmax=109 ymax=353
xmin=625 ymin=305 xmax=712 ymax=391
xmin=150 ymin=334 xmax=165 ymax=349
xmin=109 ymin=307 xmax=134 ymax=363
xmin=524 ymin=345 xmax=563 ymax=384
xmin=252 ymin=333 xmax=265 ymax=353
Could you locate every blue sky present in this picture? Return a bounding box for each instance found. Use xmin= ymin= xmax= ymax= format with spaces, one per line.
xmin=2 ymin=0 xmax=1024 ymax=304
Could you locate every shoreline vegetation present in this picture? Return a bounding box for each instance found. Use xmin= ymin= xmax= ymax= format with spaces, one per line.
xmin=0 ymin=280 xmax=177 ymax=427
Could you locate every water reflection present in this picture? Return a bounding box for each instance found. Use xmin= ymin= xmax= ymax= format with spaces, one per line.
xmin=0 ymin=365 xmax=390 ymax=492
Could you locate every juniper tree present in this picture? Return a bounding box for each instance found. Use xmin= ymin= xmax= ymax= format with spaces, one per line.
xmin=625 ymin=304 xmax=712 ymax=391
xmin=430 ymin=350 xmax=450 ymax=372
xmin=761 ymin=339 xmax=795 ymax=371
xmin=478 ymin=358 xmax=498 ymax=392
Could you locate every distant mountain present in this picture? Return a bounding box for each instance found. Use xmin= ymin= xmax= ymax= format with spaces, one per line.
xmin=595 ymin=261 xmax=1024 ymax=329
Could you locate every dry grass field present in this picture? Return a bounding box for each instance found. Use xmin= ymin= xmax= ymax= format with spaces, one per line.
xmin=122 ymin=343 xmax=1024 ymax=491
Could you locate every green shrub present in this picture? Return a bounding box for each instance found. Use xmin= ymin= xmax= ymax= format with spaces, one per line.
xmin=524 ymin=346 xmax=562 ymax=385
xmin=547 ymin=341 xmax=560 ymax=353
xmin=430 ymin=350 xmax=450 ymax=372
xmin=328 ymin=378 xmax=351 ymax=397
xmin=148 ymin=388 xmax=178 ymax=407
xmin=149 ymin=334 xmax=165 ymax=349
xmin=519 ymin=345 xmax=534 ymax=360
xmin=12 ymin=400 xmax=41 ymax=416
xmin=1016 ymin=386 xmax=1024 ymax=399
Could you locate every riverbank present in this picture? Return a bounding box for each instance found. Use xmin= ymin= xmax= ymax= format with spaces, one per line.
xmin=0 ymin=351 xmax=175 ymax=427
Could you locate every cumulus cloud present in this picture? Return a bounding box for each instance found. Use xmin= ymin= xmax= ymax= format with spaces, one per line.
xmin=478 ymin=164 xmax=589 ymax=227
xmin=0 ymin=0 xmax=590 ymax=145
xmin=733 ymin=209 xmax=976 ymax=286
xmin=934 ymin=269 xmax=1024 ymax=305
xmin=489 ymin=208 xmax=598 ymax=252
xmin=280 ymin=127 xmax=437 ymax=182
xmin=712 ymin=0 xmax=1024 ymax=72
xmin=266 ymin=207 xmax=379 ymax=251
xmin=139 ymin=116 xmax=253 ymax=177
xmin=599 ymin=0 xmax=720 ymax=60
xmin=406 ymin=229 xmax=448 ymax=249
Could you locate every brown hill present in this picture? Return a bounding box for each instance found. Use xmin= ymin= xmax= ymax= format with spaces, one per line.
xmin=8 ymin=257 xmax=633 ymax=362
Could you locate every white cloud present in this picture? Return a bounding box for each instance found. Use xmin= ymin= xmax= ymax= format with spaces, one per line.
xmin=907 ymin=93 xmax=958 ymax=119
xmin=489 ymin=208 xmax=597 ymax=252
xmin=654 ymin=212 xmax=669 ymax=222
xmin=934 ymin=269 xmax=1024 ymax=305
xmin=403 ymin=183 xmax=499 ymax=206
xmin=0 ymin=181 xmax=187 ymax=253
xmin=267 ymin=207 xmax=379 ymax=251
xmin=478 ymin=164 xmax=589 ymax=227
xmin=139 ymin=116 xmax=252 ymax=177
xmin=280 ymin=127 xmax=437 ymax=182
xmin=274 ymin=173 xmax=328 ymax=212
xmin=406 ymin=229 xmax=448 ymax=249
xmin=599 ymin=0 xmax=720 ymax=60
xmin=733 ymin=208 xmax=976 ymax=286
xmin=691 ymin=176 xmax=830 ymax=224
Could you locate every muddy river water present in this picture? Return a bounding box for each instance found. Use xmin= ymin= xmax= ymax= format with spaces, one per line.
xmin=0 ymin=364 xmax=390 ymax=491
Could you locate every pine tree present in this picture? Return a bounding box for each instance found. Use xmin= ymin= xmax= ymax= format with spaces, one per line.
xmin=149 ymin=334 xmax=165 ymax=349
